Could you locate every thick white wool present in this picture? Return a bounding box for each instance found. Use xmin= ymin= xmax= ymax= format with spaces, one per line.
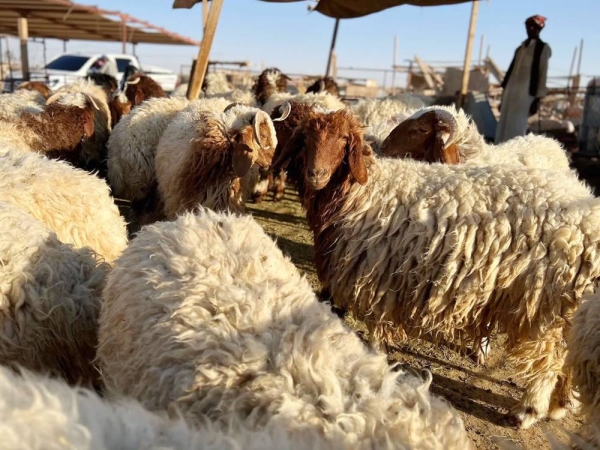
xmin=107 ymin=96 xmax=190 ymax=201
xmin=203 ymin=72 xmax=232 ymax=95
xmin=567 ymin=289 xmax=600 ymax=445
xmin=0 ymin=90 xmax=45 ymax=121
xmin=0 ymin=147 xmax=128 ymax=263
xmin=97 ymin=208 xmax=472 ymax=450
xmin=310 ymin=155 xmax=600 ymax=428
xmin=261 ymin=92 xmax=345 ymax=116
xmin=0 ymin=365 xmax=343 ymax=450
xmin=351 ymin=97 xmax=423 ymax=127
xmin=0 ymin=203 xmax=108 ymax=386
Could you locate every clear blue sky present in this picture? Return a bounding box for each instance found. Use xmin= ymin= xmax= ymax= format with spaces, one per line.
xmin=12 ymin=0 xmax=599 ymax=88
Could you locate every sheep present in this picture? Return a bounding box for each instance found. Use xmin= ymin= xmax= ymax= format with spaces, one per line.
xmin=155 ymin=102 xmax=278 ymax=218
xmin=0 ymin=202 xmax=108 ymax=387
xmin=380 ymin=105 xmax=572 ymax=173
xmin=85 ymin=72 xmax=119 ymax=98
xmin=16 ymin=81 xmax=52 ymax=99
xmin=2 ymin=91 xmax=97 ymax=168
xmin=305 ymin=76 xmax=339 ymax=96
xmin=96 ymin=207 xmax=472 ymax=449
xmin=0 ymin=147 xmax=128 ymax=264
xmin=123 ymin=73 xmax=167 ymax=107
xmin=566 ymin=289 xmax=600 ymax=445
xmin=261 ymin=91 xmax=345 ymax=117
xmin=108 ymin=90 xmax=132 ymax=128
xmin=253 ymin=67 xmax=290 ymax=105
xmin=51 ymin=79 xmax=112 ymax=177
xmin=0 ymin=365 xmax=345 ymax=450
xmin=202 ymin=71 xmax=232 ymax=95
xmin=270 ymin=107 xmax=600 ymax=430
xmin=351 ymin=96 xmax=424 ymax=127
xmin=0 ymin=89 xmax=45 ymax=121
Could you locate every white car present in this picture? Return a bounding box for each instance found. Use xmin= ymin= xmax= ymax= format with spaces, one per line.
xmin=4 ymin=53 xmax=179 ymax=93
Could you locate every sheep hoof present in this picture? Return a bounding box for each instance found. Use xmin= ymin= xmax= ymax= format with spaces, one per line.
xmin=548 ymin=406 xmax=567 ymax=421
xmin=507 ymin=407 xmax=539 ymax=429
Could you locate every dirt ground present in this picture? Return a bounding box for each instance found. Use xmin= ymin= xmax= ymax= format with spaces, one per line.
xmin=247 ymin=187 xmax=588 ymax=450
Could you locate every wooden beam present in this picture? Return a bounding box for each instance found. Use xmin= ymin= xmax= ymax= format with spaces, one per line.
xmin=577 ymin=38 xmax=584 ymax=76
xmin=458 ymin=0 xmax=480 ymax=107
xmin=202 ymin=0 xmax=209 ymax=29
xmin=18 ymin=16 xmax=29 ymax=81
xmin=325 ymin=18 xmax=340 ymax=78
xmin=187 ymin=0 xmax=223 ymax=100
xmin=414 ymin=55 xmax=435 ymax=90
xmin=478 ymin=34 xmax=484 ymax=66
xmin=121 ymin=15 xmax=127 ymax=54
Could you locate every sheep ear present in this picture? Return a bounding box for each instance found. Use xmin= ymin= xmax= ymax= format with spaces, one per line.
xmin=134 ymin=90 xmax=144 ymax=106
xmin=253 ymin=111 xmax=269 ymax=149
xmin=84 ymin=115 xmax=95 ymax=137
xmin=232 ymin=142 xmax=254 ymax=177
xmin=347 ymin=134 xmax=368 ymax=185
xmin=271 ymin=128 xmax=304 ymax=172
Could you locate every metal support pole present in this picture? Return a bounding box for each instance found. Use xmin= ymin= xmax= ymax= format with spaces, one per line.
xmin=391 ymin=35 xmax=397 ymax=95
xmin=121 ymin=16 xmax=127 ymax=54
xmin=63 ymin=39 xmax=67 ymax=52
xmin=18 ymin=17 xmax=29 ymax=81
xmin=458 ymin=0 xmax=479 ymax=107
xmin=478 ymin=34 xmax=485 ymax=66
xmin=325 ymin=18 xmax=340 ymax=78
xmin=577 ymin=38 xmax=584 ymax=76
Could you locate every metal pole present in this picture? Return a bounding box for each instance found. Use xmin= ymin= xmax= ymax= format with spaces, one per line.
xmin=577 ymin=38 xmax=584 ymax=76
xmin=18 ymin=17 xmax=30 ymax=81
xmin=63 ymin=39 xmax=67 ymax=52
xmin=478 ymin=34 xmax=485 ymax=66
xmin=0 ymin=36 xmax=3 ymax=80
xmin=6 ymin=37 xmax=13 ymax=80
xmin=391 ymin=35 xmax=397 ymax=95
xmin=567 ymin=45 xmax=577 ymax=91
xmin=187 ymin=0 xmax=224 ymax=100
xmin=121 ymin=17 xmax=127 ymax=54
xmin=325 ymin=18 xmax=340 ymax=78
xmin=458 ymin=0 xmax=480 ymax=107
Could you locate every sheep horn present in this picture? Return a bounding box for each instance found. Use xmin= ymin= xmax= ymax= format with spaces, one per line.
xmin=84 ymin=93 xmax=100 ymax=111
xmin=253 ymin=110 xmax=269 ymax=150
xmin=432 ymin=109 xmax=458 ymax=149
xmin=125 ymin=77 xmax=141 ymax=86
xmin=272 ymin=101 xmax=291 ymax=122
xmin=224 ymin=102 xmax=243 ymax=112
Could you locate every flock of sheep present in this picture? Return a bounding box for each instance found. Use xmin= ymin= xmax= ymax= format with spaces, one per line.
xmin=0 ymin=66 xmax=599 ymax=449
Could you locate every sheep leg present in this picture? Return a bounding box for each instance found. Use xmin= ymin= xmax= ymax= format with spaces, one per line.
xmin=507 ymin=327 xmax=563 ymax=429
xmin=470 ymin=336 xmax=491 ymax=365
xmin=548 ymin=369 xmax=573 ymax=421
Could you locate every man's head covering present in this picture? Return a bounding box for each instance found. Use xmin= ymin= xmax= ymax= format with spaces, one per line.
xmin=526 ymin=15 xmax=546 ymax=29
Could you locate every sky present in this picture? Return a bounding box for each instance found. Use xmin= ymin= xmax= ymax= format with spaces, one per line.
xmin=7 ymin=0 xmax=599 ymax=89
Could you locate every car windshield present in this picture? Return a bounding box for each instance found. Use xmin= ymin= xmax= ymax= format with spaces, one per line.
xmin=45 ymin=55 xmax=89 ymax=72
xmin=116 ymin=58 xmax=133 ymax=73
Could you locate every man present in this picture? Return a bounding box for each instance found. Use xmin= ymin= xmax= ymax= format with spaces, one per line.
xmin=88 ymin=55 xmax=119 ymax=79
xmin=495 ymin=15 xmax=551 ymax=144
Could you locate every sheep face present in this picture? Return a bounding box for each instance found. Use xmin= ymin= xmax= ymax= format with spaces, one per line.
xmin=273 ymin=109 xmax=368 ymax=190
xmin=18 ymin=81 xmax=52 ymax=100
xmin=108 ymin=94 xmax=132 ymax=128
xmin=380 ymin=110 xmax=459 ymax=164
xmin=231 ymin=111 xmax=277 ymax=177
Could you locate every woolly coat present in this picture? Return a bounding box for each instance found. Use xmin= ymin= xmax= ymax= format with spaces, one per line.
xmin=0 ymin=365 xmax=345 ymax=450
xmin=0 ymin=148 xmax=128 ymax=263
xmin=291 ymin=149 xmax=600 ymax=426
xmin=0 ymin=90 xmax=45 ymax=122
xmin=566 ymin=289 xmax=600 ymax=442
xmin=261 ymin=92 xmax=345 ymax=117
xmin=155 ymin=103 xmax=277 ymax=218
xmin=97 ymin=208 xmax=472 ymax=450
xmin=0 ymin=203 xmax=108 ymax=387
xmin=351 ymin=96 xmax=424 ymax=127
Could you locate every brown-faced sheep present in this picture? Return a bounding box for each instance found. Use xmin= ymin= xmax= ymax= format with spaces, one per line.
xmin=305 ymin=77 xmax=339 ymax=96
xmin=124 ymin=73 xmax=167 ymax=107
xmin=252 ymin=67 xmax=290 ymax=105
xmin=17 ymin=81 xmax=52 ymax=100
xmin=108 ymin=91 xmax=132 ymax=128
xmin=155 ymin=103 xmax=278 ymax=218
xmin=271 ymin=107 xmax=600 ymax=430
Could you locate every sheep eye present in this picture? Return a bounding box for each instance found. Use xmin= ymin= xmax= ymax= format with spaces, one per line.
xmin=418 ymin=127 xmax=429 ymax=133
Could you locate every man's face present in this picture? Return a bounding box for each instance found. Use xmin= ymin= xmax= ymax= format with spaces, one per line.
xmin=526 ymin=21 xmax=541 ymax=40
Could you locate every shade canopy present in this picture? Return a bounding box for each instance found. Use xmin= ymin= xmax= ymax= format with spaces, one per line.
xmin=0 ymin=0 xmax=200 ymax=45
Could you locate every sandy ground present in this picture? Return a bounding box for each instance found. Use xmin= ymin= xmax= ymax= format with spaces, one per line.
xmin=246 ymin=187 xmax=588 ymax=450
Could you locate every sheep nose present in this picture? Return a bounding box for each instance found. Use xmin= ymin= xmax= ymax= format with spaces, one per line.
xmin=307 ymin=168 xmax=327 ymax=179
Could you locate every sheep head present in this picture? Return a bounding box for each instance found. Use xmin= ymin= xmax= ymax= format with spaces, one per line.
xmin=253 ymin=67 xmax=291 ymax=105
xmin=230 ymin=110 xmax=277 ymax=177
xmin=17 ymin=81 xmax=52 ymax=100
xmin=272 ymin=109 xmax=368 ymax=190
xmin=380 ymin=109 xmax=459 ymax=164
xmin=109 ymin=92 xmax=132 ymax=128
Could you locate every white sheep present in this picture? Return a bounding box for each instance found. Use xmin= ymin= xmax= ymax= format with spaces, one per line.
xmin=351 ymin=96 xmax=424 ymax=127
xmin=261 ymin=91 xmax=345 ymax=117
xmin=567 ymin=289 xmax=600 ymax=446
xmin=97 ymin=208 xmax=472 ymax=450
xmin=0 ymin=202 xmax=108 ymax=387
xmin=380 ymin=105 xmax=573 ymax=174
xmin=0 ymin=365 xmax=341 ymax=450
xmin=0 ymin=147 xmax=128 ymax=263
xmin=155 ymin=102 xmax=278 ymax=218
xmin=0 ymin=89 xmax=45 ymax=121
xmin=271 ymin=108 xmax=600 ymax=430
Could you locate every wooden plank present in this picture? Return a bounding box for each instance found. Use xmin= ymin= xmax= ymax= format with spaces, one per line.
xmin=18 ymin=16 xmax=29 ymax=81
xmin=325 ymin=18 xmax=339 ymax=77
xmin=485 ymin=56 xmax=504 ymax=84
xmin=458 ymin=0 xmax=479 ymax=106
xmin=187 ymin=0 xmax=224 ymax=100
xmin=414 ymin=55 xmax=435 ymax=90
